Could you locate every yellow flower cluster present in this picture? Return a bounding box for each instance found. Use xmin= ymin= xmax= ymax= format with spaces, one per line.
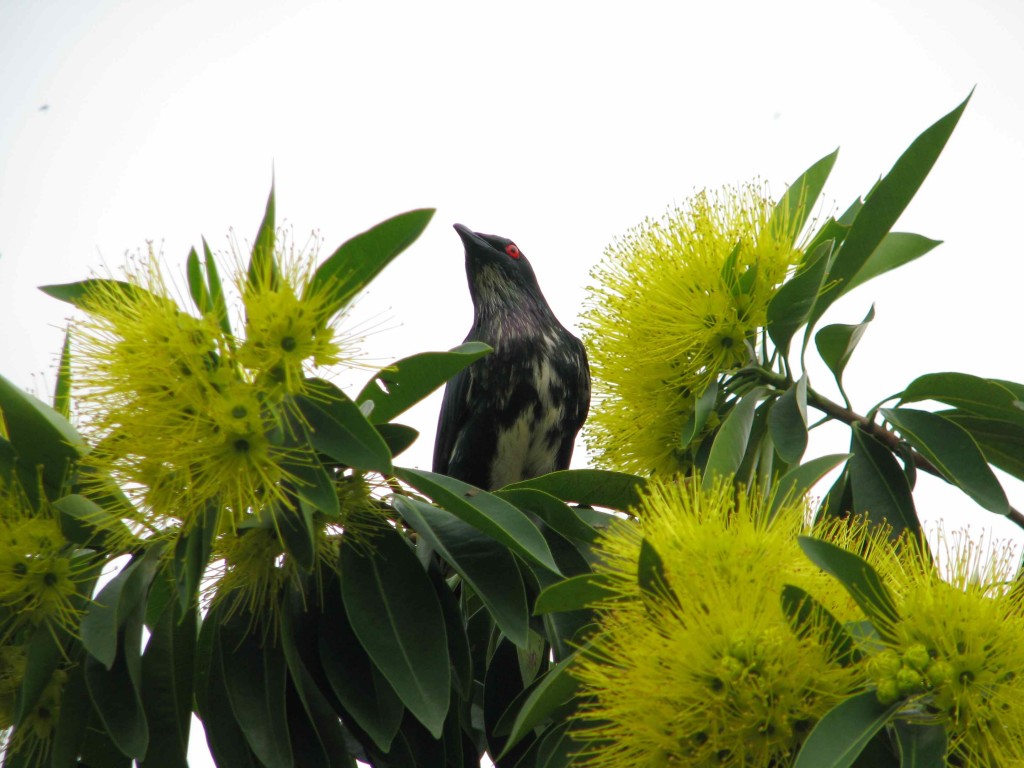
xmin=581 ymin=183 xmax=805 ymax=476
xmin=866 ymin=531 xmax=1024 ymax=767
xmin=571 ymin=477 xmax=861 ymax=768
xmin=72 ymin=240 xmax=354 ymax=544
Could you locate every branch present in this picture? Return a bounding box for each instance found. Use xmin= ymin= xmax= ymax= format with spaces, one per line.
xmin=804 ymin=387 xmax=1024 ymax=531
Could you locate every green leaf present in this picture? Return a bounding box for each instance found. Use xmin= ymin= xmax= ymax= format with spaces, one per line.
xmin=768 ymin=375 xmax=808 ymax=463
xmin=317 ymin=580 xmax=404 ymax=753
xmin=505 ymin=469 xmax=645 ymax=512
xmin=808 ymin=92 xmax=971 ymax=329
xmin=680 ymin=380 xmax=718 ymax=447
xmin=816 ymin=305 xmax=876 ymax=394
xmin=202 ymin=238 xmax=232 ymax=337
xmin=781 ymin=585 xmax=861 ymax=667
xmin=843 ymin=232 xmax=941 ymax=295
xmin=769 ymin=149 xmax=838 ymax=246
xmin=139 ymin=581 xmax=196 ymax=768
xmin=900 ymin=372 xmax=1024 ymax=428
xmin=38 ymin=278 xmax=146 ymax=310
xmin=186 ymin=246 xmax=212 ymax=316
xmin=702 ymin=389 xmax=763 ymax=488
xmin=53 ymin=329 xmax=72 ymax=419
xmin=894 ymin=722 xmax=947 ymax=767
xmin=770 ymin=453 xmax=851 ymax=520
xmin=307 ymin=209 xmax=435 ymax=317
xmin=499 ymin=653 xmax=581 ymax=758
xmin=394 ymin=467 xmax=561 ymax=574
xmin=81 ymin=544 xmax=165 ymax=669
xmin=339 ymin=522 xmax=451 ymax=738
xmin=638 ymin=538 xmax=669 ymax=598
xmin=496 ymin=487 xmax=599 ymax=545
xmin=84 ymin=597 xmax=150 ymax=760
xmin=793 ymin=690 xmax=900 ymax=768
xmin=943 ymin=411 xmax=1024 ymax=482
xmin=848 ymin=426 xmax=919 ymax=537
xmin=798 ymin=537 xmax=899 ymax=641
xmin=375 ymin=423 xmax=419 ymax=458
xmin=297 ymin=378 xmax=393 ymax=474
xmin=172 ymin=503 xmax=217 ymax=610
xmin=534 ymin=573 xmax=614 ymax=615
xmin=221 ymin=616 xmax=293 ymax=768
xmin=394 ymin=495 xmax=530 ymax=648
xmin=766 ymin=239 xmax=834 ymax=357
xmin=13 ymin=624 xmax=62 ymax=726
xmin=50 ymin=657 xmax=93 ymax=768
xmin=356 ymin=342 xmax=492 ymax=424
xmin=0 ymin=372 xmax=84 ymax=504
xmin=248 ymin=182 xmax=278 ymax=290
xmin=280 ymin=598 xmax=354 ymax=768
xmin=194 ymin=616 xmax=259 ymax=768
xmin=881 ymin=406 xmax=1009 ymax=515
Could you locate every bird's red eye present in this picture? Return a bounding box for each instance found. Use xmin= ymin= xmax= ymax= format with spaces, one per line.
xmin=505 ymin=243 xmax=521 ymax=259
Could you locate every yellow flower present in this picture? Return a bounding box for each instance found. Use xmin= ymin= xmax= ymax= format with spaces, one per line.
xmin=581 ymin=183 xmax=806 ymax=475
xmin=571 ymin=476 xmax=861 ymax=768
xmin=1 ymin=664 xmax=66 ymax=764
xmin=0 ymin=482 xmax=89 ymax=642
xmin=237 ymin=231 xmax=350 ymax=399
xmin=863 ymin=530 xmax=1024 ymax=767
xmin=72 ymin=252 xmax=304 ymax=539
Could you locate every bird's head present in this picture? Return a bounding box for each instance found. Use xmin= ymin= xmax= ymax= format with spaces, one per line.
xmin=453 ymin=224 xmax=549 ymax=316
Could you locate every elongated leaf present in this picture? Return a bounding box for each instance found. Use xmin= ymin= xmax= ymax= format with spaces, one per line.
xmin=769 ymin=375 xmax=808 ymax=463
xmin=900 ymin=372 xmax=1024 ymax=428
xmin=139 ymin=583 xmax=196 ymax=768
xmin=202 ymin=238 xmax=232 ymax=337
xmin=13 ymin=624 xmax=62 ymax=726
xmin=843 ymin=232 xmax=941 ymax=295
xmin=394 ymin=495 xmax=530 ymax=648
xmin=0 ymin=372 xmax=84 ymax=504
xmin=186 ymin=246 xmax=212 ymax=316
xmin=793 ymin=690 xmax=900 ymax=768
xmin=496 ymin=487 xmax=599 ymax=545
xmin=375 ymin=423 xmax=419 ymax=458
xmin=766 ymin=239 xmax=833 ymax=357
xmin=781 ymin=585 xmax=861 ymax=666
xmin=816 ymin=305 xmax=876 ymax=394
xmin=221 ymin=617 xmax=292 ymax=768
xmin=798 ymin=537 xmax=899 ymax=641
xmin=297 ymin=378 xmax=393 ymax=474
xmin=499 ymin=653 xmax=581 ymax=757
xmin=173 ymin=503 xmax=217 ymax=610
xmin=894 ymin=721 xmax=947 ymax=767
xmin=85 ymin=601 xmax=150 ymax=760
xmin=50 ymin=657 xmax=93 ymax=768
xmin=881 ymin=407 xmax=1009 ymax=515
xmin=340 ymin=522 xmax=450 ymax=738
xmin=39 ymin=278 xmax=146 ymax=310
xmin=394 ymin=467 xmax=560 ymax=574
xmin=770 ymin=453 xmax=851 ymax=519
xmin=680 ymin=380 xmax=718 ymax=447
xmin=944 ymin=411 xmax=1024 ymax=482
xmin=81 ymin=544 xmax=165 ymax=669
xmin=769 ymin=149 xmax=838 ymax=246
xmin=248 ymin=182 xmax=277 ymax=289
xmin=505 ymin=469 xmax=645 ymax=512
xmin=308 ymin=209 xmax=435 ymax=317
xmin=356 ymin=342 xmax=492 ymax=424
xmin=54 ymin=329 xmax=72 ymax=418
xmin=849 ymin=426 xmax=919 ymax=537
xmin=318 ymin=581 xmax=404 ymax=753
xmin=702 ymin=389 xmax=763 ymax=488
xmin=808 ymin=93 xmax=971 ymax=329
xmin=534 ymin=573 xmax=615 ymax=615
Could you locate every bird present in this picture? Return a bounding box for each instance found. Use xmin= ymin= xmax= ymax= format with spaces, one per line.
xmin=432 ymin=224 xmax=590 ymax=491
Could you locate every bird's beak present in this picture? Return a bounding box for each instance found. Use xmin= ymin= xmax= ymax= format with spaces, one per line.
xmin=454 ymin=223 xmax=485 ymax=250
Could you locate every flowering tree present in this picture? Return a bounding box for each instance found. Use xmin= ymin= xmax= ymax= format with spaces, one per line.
xmin=2 ymin=91 xmax=1022 ymax=767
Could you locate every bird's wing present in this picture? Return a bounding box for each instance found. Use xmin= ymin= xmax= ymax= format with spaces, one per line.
xmin=432 ymin=362 xmax=473 ymax=475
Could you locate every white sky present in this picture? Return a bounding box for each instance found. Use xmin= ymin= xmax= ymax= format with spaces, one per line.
xmin=2 ymin=1 xmax=1024 ymax=765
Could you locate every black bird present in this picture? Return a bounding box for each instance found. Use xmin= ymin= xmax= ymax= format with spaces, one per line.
xmin=433 ymin=224 xmax=590 ymax=490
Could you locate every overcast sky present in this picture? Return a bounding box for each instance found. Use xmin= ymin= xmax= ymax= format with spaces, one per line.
xmin=2 ymin=1 xmax=1024 ymax=764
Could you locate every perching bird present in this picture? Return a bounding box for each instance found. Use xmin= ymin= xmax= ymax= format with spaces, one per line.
xmin=433 ymin=224 xmax=590 ymax=491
